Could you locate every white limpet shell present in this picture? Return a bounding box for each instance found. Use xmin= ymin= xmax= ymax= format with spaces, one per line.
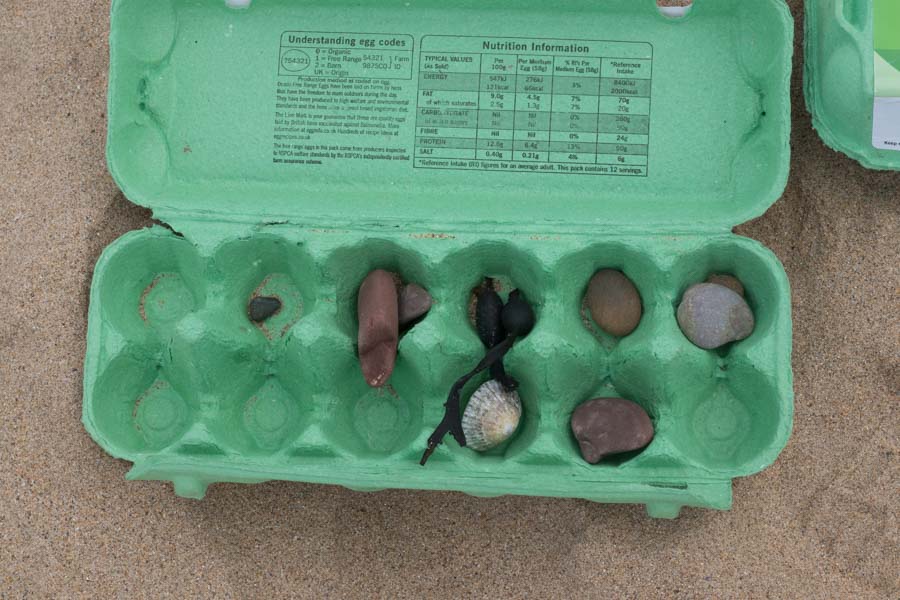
xmin=461 ymin=379 xmax=522 ymax=451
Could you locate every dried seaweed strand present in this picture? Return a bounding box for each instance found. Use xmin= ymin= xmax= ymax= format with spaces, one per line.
xmin=420 ymin=336 xmax=516 ymax=465
xmin=475 ymin=278 xmax=517 ymax=390
xmin=420 ymin=288 xmax=534 ymax=466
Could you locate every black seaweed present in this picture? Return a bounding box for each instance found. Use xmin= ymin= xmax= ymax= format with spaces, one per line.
xmin=420 ymin=285 xmax=535 ymax=466
xmin=474 ymin=279 xmax=515 ymax=388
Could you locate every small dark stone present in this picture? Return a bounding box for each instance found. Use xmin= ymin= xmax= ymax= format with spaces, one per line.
xmin=247 ymin=296 xmax=282 ymax=322
xmin=585 ymin=269 xmax=642 ymax=337
xmin=677 ymin=283 xmax=754 ymax=349
xmin=357 ymin=269 xmax=399 ymax=388
xmin=571 ymin=398 xmax=654 ymax=464
xmin=501 ymin=290 xmax=535 ymax=338
xmin=706 ymin=274 xmax=745 ymax=297
xmin=398 ymin=283 xmax=432 ymax=326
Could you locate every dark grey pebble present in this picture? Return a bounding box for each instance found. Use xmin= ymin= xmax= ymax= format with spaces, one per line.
xmin=248 ymin=296 xmax=282 ymax=322
xmin=398 ymin=283 xmax=432 ymax=326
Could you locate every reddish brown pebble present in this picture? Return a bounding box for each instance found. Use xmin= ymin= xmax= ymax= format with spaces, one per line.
xmin=357 ymin=269 xmax=399 ymax=387
xmin=398 ymin=283 xmax=432 ymax=326
xmin=706 ymin=274 xmax=745 ymax=297
xmin=571 ymin=398 xmax=654 ymax=463
xmin=585 ymin=269 xmax=642 ymax=337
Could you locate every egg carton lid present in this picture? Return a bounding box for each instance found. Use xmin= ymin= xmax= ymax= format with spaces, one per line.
xmin=107 ymin=0 xmax=793 ymax=233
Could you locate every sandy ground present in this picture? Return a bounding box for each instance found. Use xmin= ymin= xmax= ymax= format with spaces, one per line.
xmin=1 ymin=0 xmax=898 ymax=597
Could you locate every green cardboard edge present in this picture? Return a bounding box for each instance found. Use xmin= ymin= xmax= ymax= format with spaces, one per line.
xmin=804 ymin=0 xmax=900 ymax=170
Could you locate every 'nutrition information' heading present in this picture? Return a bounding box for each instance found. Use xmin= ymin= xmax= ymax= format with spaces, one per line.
xmin=483 ymin=40 xmax=591 ymax=54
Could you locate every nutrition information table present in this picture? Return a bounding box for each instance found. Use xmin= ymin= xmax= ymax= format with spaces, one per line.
xmin=414 ymin=36 xmax=653 ymax=176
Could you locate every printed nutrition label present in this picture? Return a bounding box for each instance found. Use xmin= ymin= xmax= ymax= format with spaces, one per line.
xmin=415 ymin=36 xmax=653 ymax=176
xmin=271 ymin=32 xmax=653 ymax=175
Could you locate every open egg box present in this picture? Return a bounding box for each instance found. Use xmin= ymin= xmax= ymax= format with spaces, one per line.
xmin=84 ymin=0 xmax=794 ymax=518
xmin=805 ymin=0 xmax=900 ymax=170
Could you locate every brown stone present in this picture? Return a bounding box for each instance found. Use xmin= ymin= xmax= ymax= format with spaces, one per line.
xmin=585 ymin=269 xmax=642 ymax=337
xmin=571 ymin=398 xmax=654 ymax=464
xmin=357 ymin=269 xmax=399 ymax=387
xmin=706 ymin=273 xmax=745 ymax=297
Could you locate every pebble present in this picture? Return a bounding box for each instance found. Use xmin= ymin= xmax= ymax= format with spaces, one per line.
xmin=357 ymin=269 xmax=399 ymax=387
xmin=585 ymin=269 xmax=642 ymax=337
xmin=677 ymin=282 xmax=755 ymax=349
xmin=571 ymin=398 xmax=654 ymax=464
xmin=398 ymin=283 xmax=432 ymax=326
xmin=247 ymin=296 xmax=282 ymax=322
xmin=706 ymin=273 xmax=745 ymax=297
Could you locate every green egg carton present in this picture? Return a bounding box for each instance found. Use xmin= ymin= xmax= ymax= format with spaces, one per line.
xmin=84 ymin=0 xmax=795 ymax=518
xmin=805 ymin=0 xmax=900 ymax=169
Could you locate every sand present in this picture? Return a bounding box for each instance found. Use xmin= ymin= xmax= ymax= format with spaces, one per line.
xmin=1 ymin=0 xmax=898 ymax=597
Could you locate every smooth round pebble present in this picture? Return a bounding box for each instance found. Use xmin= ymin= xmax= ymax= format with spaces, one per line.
xmin=676 ymin=283 xmax=754 ymax=350
xmin=571 ymin=397 xmax=654 ymax=464
xmin=585 ymin=269 xmax=642 ymax=337
xmin=705 ymin=273 xmax=745 ymax=297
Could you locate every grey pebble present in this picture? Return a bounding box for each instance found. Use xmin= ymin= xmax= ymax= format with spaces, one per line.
xmin=398 ymin=283 xmax=432 ymax=326
xmin=247 ymin=296 xmax=282 ymax=322
xmin=677 ymin=283 xmax=755 ymax=349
